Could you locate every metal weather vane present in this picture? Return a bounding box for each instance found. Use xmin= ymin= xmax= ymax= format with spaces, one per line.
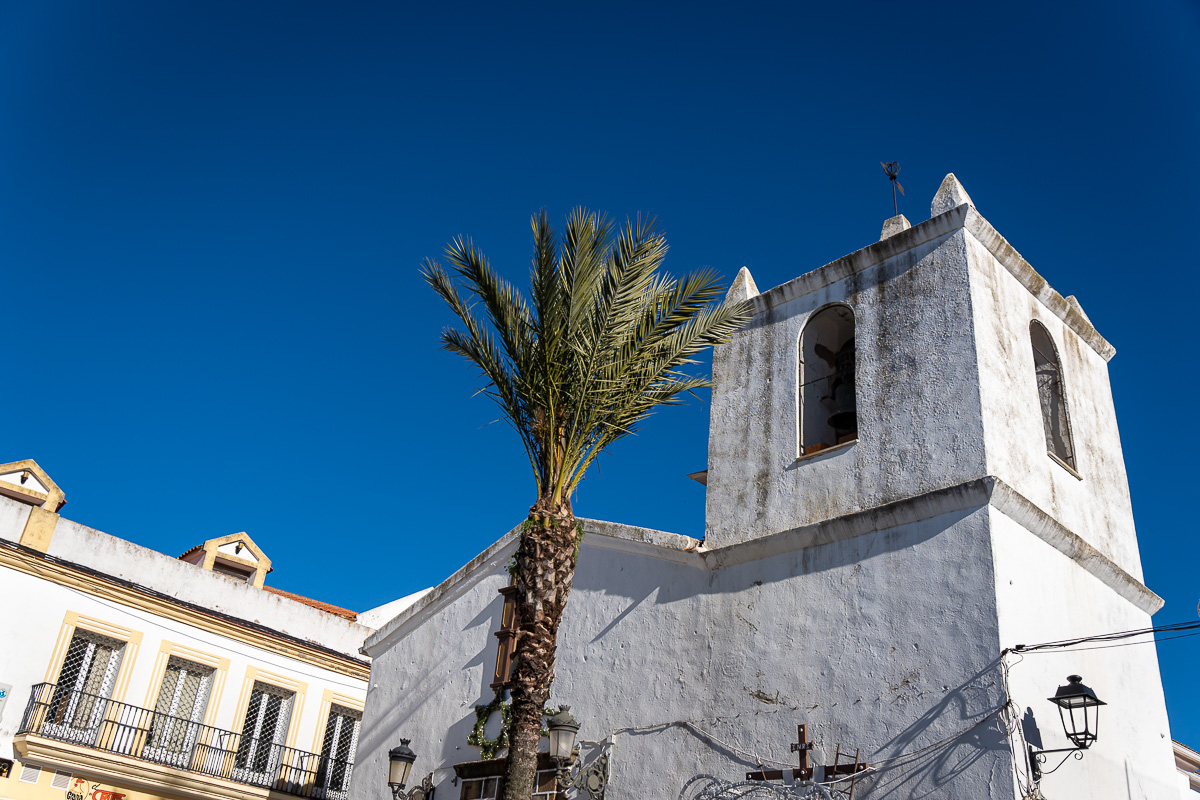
xmin=880 ymin=162 xmax=904 ymax=216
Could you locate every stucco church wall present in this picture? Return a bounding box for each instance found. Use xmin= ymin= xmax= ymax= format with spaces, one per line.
xmin=705 ymin=229 xmax=987 ymax=547
xmin=987 ymin=506 xmax=1176 ymax=799
xmin=355 ymin=507 xmax=1017 ymax=800
xmin=964 ymin=235 xmax=1141 ymax=579
xmin=353 ymin=536 xmax=527 ymax=799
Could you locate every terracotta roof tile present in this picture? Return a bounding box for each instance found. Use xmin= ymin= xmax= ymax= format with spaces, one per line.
xmin=264 ymin=585 xmax=357 ymax=621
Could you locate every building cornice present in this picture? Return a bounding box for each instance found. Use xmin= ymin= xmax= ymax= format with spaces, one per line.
xmin=0 ymin=539 xmax=370 ymax=681
xmin=364 ymin=476 xmax=1161 ymax=655
xmin=750 ymin=204 xmax=1116 ymax=362
xmin=986 ymin=479 xmax=1160 ymax=612
xmin=1174 ymin=740 xmax=1200 ymax=792
xmin=363 ymin=517 xmax=703 ymax=656
xmin=14 ymin=734 xmax=290 ymax=800
xmin=364 ymin=524 xmax=522 ymax=656
xmin=700 ymin=476 xmax=1160 ymax=614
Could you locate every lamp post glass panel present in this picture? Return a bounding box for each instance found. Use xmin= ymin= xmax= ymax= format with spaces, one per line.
xmin=388 ymin=739 xmax=416 ymax=793
xmin=1048 ymin=675 xmax=1106 ymax=750
xmin=547 ymin=707 xmax=580 ymax=763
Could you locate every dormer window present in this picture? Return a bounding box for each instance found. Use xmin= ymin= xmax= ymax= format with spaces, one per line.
xmin=178 ymin=532 xmax=273 ymax=588
xmin=799 ymin=305 xmax=857 ymax=456
xmin=212 ymin=559 xmax=255 ymax=583
xmin=1030 ymin=320 xmax=1077 ymax=473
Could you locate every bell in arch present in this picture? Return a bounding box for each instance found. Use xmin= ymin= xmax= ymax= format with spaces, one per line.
xmin=826 ymin=340 xmax=857 ymax=432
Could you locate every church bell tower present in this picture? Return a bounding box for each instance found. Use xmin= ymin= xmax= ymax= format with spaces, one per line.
xmin=701 ymin=173 xmax=1176 ymax=798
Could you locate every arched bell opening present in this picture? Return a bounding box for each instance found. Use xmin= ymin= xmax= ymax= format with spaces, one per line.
xmin=798 ymin=304 xmax=856 ymax=457
xmin=1030 ymin=320 xmax=1077 ymax=471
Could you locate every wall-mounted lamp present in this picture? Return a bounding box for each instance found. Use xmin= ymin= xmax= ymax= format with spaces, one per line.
xmin=548 ymin=706 xmax=581 ymax=764
xmin=388 ymin=740 xmax=435 ymax=800
xmin=546 ymin=706 xmax=607 ymax=800
xmin=19 ymin=470 xmax=30 ymax=485
xmin=1028 ymin=675 xmax=1106 ymax=780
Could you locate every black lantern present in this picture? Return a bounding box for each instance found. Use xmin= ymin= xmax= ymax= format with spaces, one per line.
xmin=547 ymin=706 xmax=581 ymax=763
xmin=1027 ymin=673 xmax=1107 ymax=781
xmin=388 ymin=739 xmax=417 ymax=795
xmin=1048 ymin=675 xmax=1105 ymax=750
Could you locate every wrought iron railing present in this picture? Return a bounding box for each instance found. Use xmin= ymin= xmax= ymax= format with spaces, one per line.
xmin=18 ymin=683 xmax=354 ymax=799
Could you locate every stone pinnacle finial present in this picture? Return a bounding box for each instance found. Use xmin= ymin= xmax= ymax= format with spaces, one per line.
xmin=880 ymin=214 xmax=911 ymax=240
xmin=725 ymin=266 xmax=759 ymax=303
xmin=931 ymin=173 xmax=975 ymax=217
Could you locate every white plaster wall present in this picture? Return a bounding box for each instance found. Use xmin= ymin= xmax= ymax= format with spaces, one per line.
xmin=988 ymin=507 xmax=1177 ymax=799
xmin=0 ymin=497 xmax=374 ymax=657
xmin=353 ymin=509 xmax=1016 ymax=800
xmin=0 ymin=562 xmax=366 ymax=764
xmin=705 ymin=230 xmax=987 ymax=547
xmin=966 ymin=235 xmax=1142 ymax=580
xmin=0 ymin=499 xmax=32 ymax=543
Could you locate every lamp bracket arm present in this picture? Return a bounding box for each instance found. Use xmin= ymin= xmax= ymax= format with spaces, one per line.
xmin=1033 ymin=747 xmax=1083 ymax=756
xmin=392 ymin=773 xmax=436 ymax=800
xmin=1033 ymin=749 xmax=1084 ymax=775
xmin=555 ymin=751 xmax=609 ymax=800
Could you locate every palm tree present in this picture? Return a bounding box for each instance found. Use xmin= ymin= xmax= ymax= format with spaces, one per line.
xmin=422 ymin=208 xmax=751 ymax=800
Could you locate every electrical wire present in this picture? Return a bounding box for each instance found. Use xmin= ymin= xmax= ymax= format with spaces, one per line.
xmin=1009 ymin=619 xmax=1200 ymax=654
xmin=1024 ymin=629 xmax=1200 ymax=655
xmin=819 ymin=708 xmax=1004 ymax=786
xmin=599 ymin=703 xmax=1009 ymax=787
xmin=606 ymin=707 xmax=795 ymax=769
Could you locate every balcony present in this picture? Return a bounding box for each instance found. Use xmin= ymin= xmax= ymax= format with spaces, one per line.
xmin=17 ymin=683 xmax=354 ymax=799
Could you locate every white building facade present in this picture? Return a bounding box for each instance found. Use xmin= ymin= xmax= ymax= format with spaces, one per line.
xmin=349 ymin=176 xmax=1182 ymax=800
xmin=0 ymin=460 xmax=389 ymax=800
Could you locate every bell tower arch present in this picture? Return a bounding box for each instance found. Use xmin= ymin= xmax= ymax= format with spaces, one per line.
xmin=797 ymin=303 xmax=856 ymax=458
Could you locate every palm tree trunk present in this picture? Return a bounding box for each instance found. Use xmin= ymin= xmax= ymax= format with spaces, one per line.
xmin=503 ymin=498 xmax=578 ymax=800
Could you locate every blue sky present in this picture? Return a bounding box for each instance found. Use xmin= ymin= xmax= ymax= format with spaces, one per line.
xmin=3 ymin=0 xmax=1198 ymax=744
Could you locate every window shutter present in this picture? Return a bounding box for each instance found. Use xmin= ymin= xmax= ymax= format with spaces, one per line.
xmin=492 ymin=583 xmax=519 ymax=689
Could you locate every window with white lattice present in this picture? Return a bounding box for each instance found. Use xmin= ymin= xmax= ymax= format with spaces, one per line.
xmin=146 ymin=657 xmax=215 ymax=763
xmin=47 ymin=630 xmax=126 ymax=737
xmin=233 ymin=682 xmax=294 ymax=779
xmin=316 ymin=704 xmax=362 ymax=796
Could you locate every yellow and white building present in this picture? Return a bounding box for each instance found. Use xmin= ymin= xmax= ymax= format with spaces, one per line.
xmin=0 ymin=460 xmax=415 ymax=800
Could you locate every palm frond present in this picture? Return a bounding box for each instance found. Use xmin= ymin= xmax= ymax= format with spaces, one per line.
xmin=425 ymin=209 xmax=754 ymax=503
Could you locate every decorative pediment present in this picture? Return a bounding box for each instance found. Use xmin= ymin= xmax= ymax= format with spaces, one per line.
xmin=217 ymin=538 xmax=261 ymax=563
xmin=0 ymin=460 xmax=65 ymax=511
xmin=179 ymin=532 xmax=272 ymax=588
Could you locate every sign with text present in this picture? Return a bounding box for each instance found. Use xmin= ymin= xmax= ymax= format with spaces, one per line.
xmin=66 ymin=778 xmax=126 ymax=800
xmin=0 ymin=682 xmax=11 ymax=716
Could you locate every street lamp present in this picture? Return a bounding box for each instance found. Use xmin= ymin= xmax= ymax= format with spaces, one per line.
xmin=1048 ymin=674 xmax=1106 ymax=750
xmin=547 ymin=706 xmax=581 ymax=764
xmin=388 ymin=740 xmax=416 ymax=798
xmin=545 ymin=706 xmax=609 ymax=799
xmin=1028 ymin=675 xmax=1106 ymax=781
